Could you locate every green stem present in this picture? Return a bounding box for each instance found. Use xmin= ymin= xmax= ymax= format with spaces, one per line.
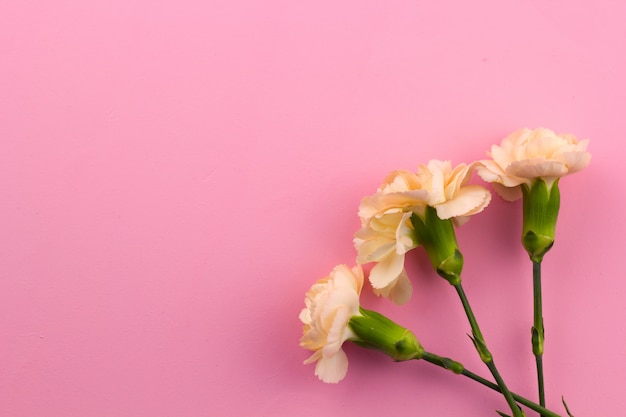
xmin=421 ymin=352 xmax=562 ymax=417
xmin=455 ymin=283 xmax=523 ymax=417
xmin=537 ymin=356 xmax=545 ymax=414
xmin=533 ymin=260 xmax=546 ymax=415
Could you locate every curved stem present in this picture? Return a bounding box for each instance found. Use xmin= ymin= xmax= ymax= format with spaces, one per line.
xmin=421 ymin=352 xmax=562 ymax=417
xmin=454 ymin=283 xmax=523 ymax=417
xmin=533 ymin=260 xmax=546 ymax=415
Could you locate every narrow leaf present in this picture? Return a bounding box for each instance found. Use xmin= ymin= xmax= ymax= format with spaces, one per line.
xmin=562 ymin=396 xmax=575 ymax=417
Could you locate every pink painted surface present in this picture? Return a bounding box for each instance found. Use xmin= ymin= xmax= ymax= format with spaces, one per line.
xmin=1 ymin=1 xmax=624 ymax=415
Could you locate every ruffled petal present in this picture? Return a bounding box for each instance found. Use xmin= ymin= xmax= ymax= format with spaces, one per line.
xmin=332 ymin=264 xmax=364 ymax=294
xmin=425 ymin=160 xmax=447 ymax=205
xmin=490 ymin=142 xmax=514 ymax=169
xmin=557 ymin=150 xmax=591 ymax=173
xmin=303 ymin=349 xmax=322 ymax=365
xmin=354 ymin=234 xmax=395 ymax=264
xmin=445 ymin=163 xmax=472 ymax=198
xmin=435 ymin=185 xmax=491 ymax=220
xmin=477 ymin=159 xmax=526 ymax=187
xmin=395 ymin=212 xmax=416 ymax=255
xmin=323 ymin=306 xmax=352 ymax=356
xmin=368 ymin=253 xmax=405 ymax=289
xmin=387 ymin=269 xmax=413 ymax=305
xmin=314 ymin=349 xmax=349 ymax=383
xmin=492 ymin=182 xmax=523 ymax=201
xmin=508 ymin=159 xmax=568 ymax=179
xmin=480 ymin=128 xmax=590 ymax=188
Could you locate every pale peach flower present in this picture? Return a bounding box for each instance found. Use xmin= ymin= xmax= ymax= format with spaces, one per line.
xmin=354 ymin=211 xmax=415 ymax=304
xmin=415 ymin=160 xmax=492 ymax=226
xmin=355 ymin=161 xmax=490 ymax=304
xmin=477 ymin=127 xmax=591 ymax=201
xmin=299 ymin=264 xmax=363 ymax=383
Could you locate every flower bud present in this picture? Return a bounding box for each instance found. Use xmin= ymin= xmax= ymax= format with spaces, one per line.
xmin=348 ymin=308 xmax=423 ymax=361
xmin=521 ymin=179 xmax=560 ymax=263
xmin=410 ymin=206 xmax=464 ymax=285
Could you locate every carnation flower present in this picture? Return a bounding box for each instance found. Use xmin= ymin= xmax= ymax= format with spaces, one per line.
xmin=355 ymin=161 xmax=491 ymax=302
xmin=354 ymin=211 xmax=415 ymax=304
xmin=299 ymin=264 xmax=363 ymax=383
xmin=477 ymin=127 xmax=591 ymax=201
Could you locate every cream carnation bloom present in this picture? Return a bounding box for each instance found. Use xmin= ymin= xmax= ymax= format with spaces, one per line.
xmin=477 ymin=127 xmax=591 ymax=201
xmin=355 ymin=161 xmax=490 ymax=304
xmin=354 ymin=211 xmax=415 ymax=304
xmin=416 ymin=160 xmax=492 ymax=226
xmin=299 ymin=264 xmax=363 ymax=383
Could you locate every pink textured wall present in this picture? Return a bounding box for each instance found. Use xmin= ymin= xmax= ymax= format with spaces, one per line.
xmin=1 ymin=1 xmax=623 ymax=416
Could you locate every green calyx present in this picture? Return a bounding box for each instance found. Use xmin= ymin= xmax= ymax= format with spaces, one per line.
xmin=349 ymin=308 xmax=424 ymax=361
xmin=410 ymin=206 xmax=464 ymax=285
xmin=521 ymin=179 xmax=561 ymax=263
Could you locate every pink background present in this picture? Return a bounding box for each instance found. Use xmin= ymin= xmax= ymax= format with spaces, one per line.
xmin=1 ymin=1 xmax=624 ymax=416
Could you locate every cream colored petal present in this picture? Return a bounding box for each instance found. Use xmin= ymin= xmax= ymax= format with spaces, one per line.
xmin=503 ymin=127 xmax=531 ymax=147
xmin=557 ymin=150 xmax=591 ymax=173
xmin=373 ymin=191 xmax=428 ymax=212
xmin=354 ymin=225 xmax=386 ymax=240
xmin=574 ymin=138 xmax=590 ymax=151
xmin=372 ymin=283 xmax=392 ymax=299
xmin=523 ymin=134 xmax=563 ymax=159
xmin=395 ymin=212 xmax=415 ymax=255
xmin=331 ymin=264 xmax=363 ymax=293
xmin=323 ymin=306 xmax=352 ymax=357
xmin=475 ymin=160 xmax=504 ymax=182
xmin=490 ymin=143 xmax=514 ymax=170
xmin=464 ymin=187 xmax=492 ymax=214
xmin=425 ymin=160 xmax=447 ymax=205
xmin=355 ymin=237 xmax=395 ymax=264
xmin=492 ymin=182 xmax=523 ymax=201
xmin=380 ymin=170 xmax=419 ymax=192
xmin=476 ymin=160 xmax=525 ymax=187
xmin=299 ymin=307 xmax=311 ymax=325
xmin=303 ymin=349 xmax=322 ymax=365
xmin=416 ymin=164 xmax=433 ymax=191
xmin=357 ymin=196 xmax=379 ymax=221
xmin=314 ymin=349 xmax=349 ymax=383
xmin=350 ymin=265 xmax=365 ymax=293
xmin=387 ymin=268 xmax=413 ymax=305
xmin=300 ymin=328 xmax=324 ymax=351
xmin=446 ymin=162 xmax=472 ymax=195
xmin=509 ymin=128 xmax=533 ymax=159
xmin=329 ymin=265 xmax=351 ymax=288
xmin=369 ymin=253 xmax=405 ymax=289
xmin=320 ymin=291 xmax=358 ymax=333
xmin=508 ymin=159 xmax=568 ymax=179
xmin=434 ymin=185 xmax=491 ymax=220
xmin=372 ymin=211 xmax=409 ymax=231
xmin=451 ymin=215 xmax=470 ymax=227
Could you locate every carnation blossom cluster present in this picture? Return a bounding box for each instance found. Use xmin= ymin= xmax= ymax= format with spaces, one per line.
xmin=299 ymin=127 xmax=591 ymax=417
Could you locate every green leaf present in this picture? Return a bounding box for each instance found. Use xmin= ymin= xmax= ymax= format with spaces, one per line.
xmin=562 ymin=396 xmax=575 ymax=417
xmin=466 ymin=333 xmax=492 ymax=363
